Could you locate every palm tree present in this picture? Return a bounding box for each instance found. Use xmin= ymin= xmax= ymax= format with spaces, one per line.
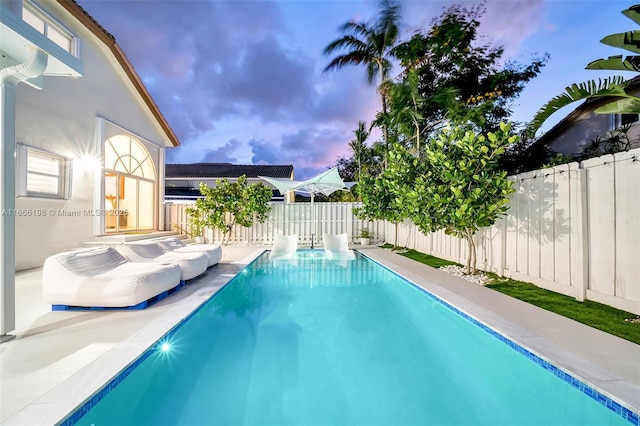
xmin=349 ymin=121 xmax=370 ymax=181
xmin=323 ymin=0 xmax=401 ymax=167
xmin=530 ymin=4 xmax=640 ymax=133
xmin=384 ymin=71 xmax=425 ymax=152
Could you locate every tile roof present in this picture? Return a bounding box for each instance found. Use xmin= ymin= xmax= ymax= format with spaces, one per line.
xmin=165 ymin=186 xmax=284 ymax=200
xmin=165 ymin=163 xmax=294 ymax=179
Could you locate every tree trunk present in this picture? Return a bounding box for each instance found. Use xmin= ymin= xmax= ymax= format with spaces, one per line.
xmin=224 ymin=218 xmax=236 ymax=246
xmin=464 ymin=231 xmax=477 ymax=275
xmin=381 ymin=92 xmax=389 ymax=169
xmin=379 ymin=63 xmax=389 ymax=170
xmin=394 ymin=221 xmax=399 ymax=249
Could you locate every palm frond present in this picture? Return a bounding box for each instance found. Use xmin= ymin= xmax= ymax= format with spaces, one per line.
xmin=586 ymin=55 xmax=640 ymax=71
xmin=622 ymin=5 xmax=640 ymax=26
xmin=339 ymin=21 xmax=373 ymax=39
xmin=323 ymin=35 xmax=367 ymax=55
xmin=323 ymin=52 xmax=370 ymax=74
xmin=601 ymin=31 xmax=640 ymax=55
xmin=529 ymin=76 xmax=629 ymax=132
xmin=377 ymin=0 xmax=400 ymax=45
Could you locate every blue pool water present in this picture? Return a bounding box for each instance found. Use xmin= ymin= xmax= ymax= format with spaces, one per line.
xmin=71 ymin=251 xmax=636 ymax=425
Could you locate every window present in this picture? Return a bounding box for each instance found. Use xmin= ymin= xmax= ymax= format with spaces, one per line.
xmin=22 ymin=1 xmax=77 ymax=56
xmin=17 ymin=145 xmax=72 ymax=199
xmin=610 ymin=113 xmax=640 ymax=130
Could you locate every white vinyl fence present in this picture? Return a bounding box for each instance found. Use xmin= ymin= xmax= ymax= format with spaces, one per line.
xmin=165 ymin=148 xmax=640 ymax=314
xmin=382 ymin=148 xmax=640 ymax=315
xmin=165 ymin=202 xmax=385 ymax=248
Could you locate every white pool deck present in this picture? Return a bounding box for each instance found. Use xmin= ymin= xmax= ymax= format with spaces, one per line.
xmin=1 ymin=246 xmax=639 ymax=425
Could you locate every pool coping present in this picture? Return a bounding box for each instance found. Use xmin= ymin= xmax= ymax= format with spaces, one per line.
xmin=4 ymin=247 xmax=639 ymax=425
xmin=360 ymin=248 xmax=640 ymax=418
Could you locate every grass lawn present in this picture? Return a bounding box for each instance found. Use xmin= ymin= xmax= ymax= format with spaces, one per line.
xmin=380 ymin=244 xmax=640 ymax=345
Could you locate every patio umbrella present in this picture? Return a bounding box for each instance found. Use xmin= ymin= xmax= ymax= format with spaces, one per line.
xmin=260 ymin=167 xmax=349 ymax=248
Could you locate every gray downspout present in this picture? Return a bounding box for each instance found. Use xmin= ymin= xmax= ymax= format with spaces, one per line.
xmin=0 ymin=48 xmax=48 ymax=343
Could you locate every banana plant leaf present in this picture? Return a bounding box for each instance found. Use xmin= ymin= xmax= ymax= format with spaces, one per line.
xmin=622 ymin=5 xmax=640 ymax=26
xmin=601 ymin=31 xmax=640 ymax=54
xmin=586 ymin=55 xmax=640 ymax=71
xmin=593 ymin=97 xmax=640 ymax=114
xmin=528 ymin=76 xmax=629 ymax=132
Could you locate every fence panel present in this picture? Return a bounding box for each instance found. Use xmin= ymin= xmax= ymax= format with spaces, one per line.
xmin=584 ymin=154 xmax=617 ymax=297
xmin=165 ymin=202 xmax=377 ymax=247
xmin=553 ymin=163 xmax=572 ymax=286
xmin=613 ymin=151 xmax=640 ymax=303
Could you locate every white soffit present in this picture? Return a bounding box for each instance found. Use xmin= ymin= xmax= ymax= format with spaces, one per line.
xmin=0 ymin=7 xmax=83 ymax=89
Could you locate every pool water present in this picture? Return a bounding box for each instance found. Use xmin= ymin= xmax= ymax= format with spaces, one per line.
xmin=74 ymin=251 xmax=633 ymax=425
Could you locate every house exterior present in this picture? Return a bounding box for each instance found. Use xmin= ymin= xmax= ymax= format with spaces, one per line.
xmin=533 ymin=75 xmax=640 ymax=157
xmin=1 ymin=0 xmax=179 ymax=341
xmin=165 ymin=163 xmax=295 ymax=203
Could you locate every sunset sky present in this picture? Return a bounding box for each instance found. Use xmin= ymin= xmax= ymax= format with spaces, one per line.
xmin=77 ymin=0 xmax=632 ymax=179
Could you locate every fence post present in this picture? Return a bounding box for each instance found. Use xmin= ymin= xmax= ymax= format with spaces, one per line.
xmin=571 ymin=165 xmax=589 ymax=301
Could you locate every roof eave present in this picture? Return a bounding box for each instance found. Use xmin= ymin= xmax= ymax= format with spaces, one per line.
xmin=55 ymin=0 xmax=180 ymax=148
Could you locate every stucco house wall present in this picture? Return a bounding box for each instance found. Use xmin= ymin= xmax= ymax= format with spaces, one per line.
xmin=544 ymin=112 xmax=610 ymax=155
xmin=10 ymin=0 xmax=177 ymax=270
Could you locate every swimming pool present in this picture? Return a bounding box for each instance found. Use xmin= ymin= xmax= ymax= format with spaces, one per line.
xmin=66 ymin=250 xmax=637 ymax=425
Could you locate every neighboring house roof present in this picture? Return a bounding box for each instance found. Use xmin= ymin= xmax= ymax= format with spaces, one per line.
xmin=55 ymin=0 xmax=180 ymax=148
xmin=165 ymin=186 xmax=284 ymax=200
xmin=166 ymin=163 xmax=294 ymax=179
xmin=534 ymin=75 xmax=640 ymax=149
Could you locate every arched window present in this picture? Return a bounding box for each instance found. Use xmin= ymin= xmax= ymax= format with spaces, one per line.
xmin=105 ymin=135 xmax=155 ymax=178
xmin=104 ymin=135 xmax=156 ymax=232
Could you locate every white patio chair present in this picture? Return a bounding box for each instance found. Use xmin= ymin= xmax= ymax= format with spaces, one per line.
xmin=116 ymin=241 xmax=208 ymax=281
xmin=270 ymin=234 xmax=298 ymax=260
xmin=156 ymin=237 xmax=222 ymax=267
xmin=323 ymin=233 xmax=356 ymax=260
xmin=42 ymin=247 xmax=181 ymax=309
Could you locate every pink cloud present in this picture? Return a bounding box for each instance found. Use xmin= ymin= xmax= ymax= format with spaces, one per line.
xmin=480 ymin=0 xmax=548 ymax=59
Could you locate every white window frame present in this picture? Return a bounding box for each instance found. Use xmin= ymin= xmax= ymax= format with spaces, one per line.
xmin=17 ymin=145 xmax=73 ymax=200
xmin=609 ymin=113 xmax=640 ymax=130
xmin=21 ymin=0 xmax=81 ymax=58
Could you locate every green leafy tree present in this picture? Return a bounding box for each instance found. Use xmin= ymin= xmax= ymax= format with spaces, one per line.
xmin=393 ymin=3 xmax=547 ymax=135
xmin=381 ymin=70 xmax=428 ymax=152
xmin=195 ymin=175 xmax=272 ymax=246
xmin=406 ymin=123 xmax=516 ymax=274
xmin=323 ymin=0 xmax=401 ymax=166
xmin=530 ymin=4 xmax=640 ymax=132
xmin=335 ymin=138 xmax=385 ymax=182
xmin=355 ymin=143 xmax=418 ymax=248
xmin=183 ymin=206 xmax=205 ymax=238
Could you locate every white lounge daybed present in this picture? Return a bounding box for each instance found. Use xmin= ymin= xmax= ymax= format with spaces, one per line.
xmin=42 ymin=247 xmax=181 ymax=309
xmin=156 ymin=237 xmax=222 ymax=267
xmin=270 ymin=234 xmax=298 ymax=260
xmin=323 ymin=233 xmax=356 ymax=260
xmin=116 ymin=241 xmax=208 ymax=281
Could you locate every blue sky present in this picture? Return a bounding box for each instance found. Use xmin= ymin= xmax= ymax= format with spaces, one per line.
xmin=77 ymin=0 xmax=634 ymax=180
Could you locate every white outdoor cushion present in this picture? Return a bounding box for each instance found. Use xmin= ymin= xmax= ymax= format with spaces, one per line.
xmin=156 ymin=237 xmax=222 ymax=267
xmin=116 ymin=241 xmax=208 ymax=280
xmin=42 ymin=247 xmax=181 ymax=308
xmin=270 ymin=234 xmax=298 ymax=260
xmin=323 ymin=233 xmax=356 ymax=260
